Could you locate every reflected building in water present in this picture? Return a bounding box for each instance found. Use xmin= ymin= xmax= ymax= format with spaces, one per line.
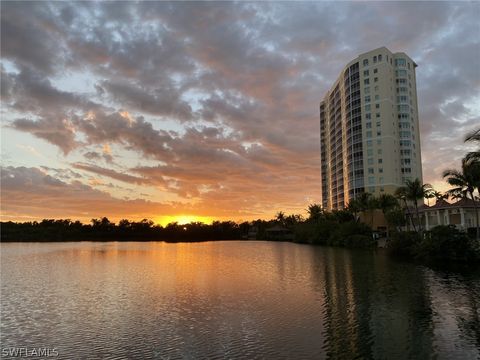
xmin=318 ymin=248 xmax=436 ymax=359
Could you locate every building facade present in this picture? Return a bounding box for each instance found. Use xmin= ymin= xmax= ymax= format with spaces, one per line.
xmin=420 ymin=198 xmax=479 ymax=231
xmin=320 ymin=47 xmax=423 ymax=210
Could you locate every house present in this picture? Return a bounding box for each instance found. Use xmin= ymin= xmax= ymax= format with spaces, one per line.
xmin=419 ymin=198 xmax=479 ymax=231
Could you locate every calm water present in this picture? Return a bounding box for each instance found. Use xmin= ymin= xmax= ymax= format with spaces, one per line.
xmin=1 ymin=241 xmax=479 ymax=359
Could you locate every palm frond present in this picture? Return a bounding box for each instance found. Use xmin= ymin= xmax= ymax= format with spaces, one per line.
xmin=465 ymin=128 xmax=480 ymax=142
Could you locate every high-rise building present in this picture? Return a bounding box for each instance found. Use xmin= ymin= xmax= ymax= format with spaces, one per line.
xmin=320 ymin=47 xmax=422 ymax=210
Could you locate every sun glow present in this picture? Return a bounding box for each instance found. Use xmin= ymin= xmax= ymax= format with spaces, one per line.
xmin=156 ymin=215 xmax=214 ymax=227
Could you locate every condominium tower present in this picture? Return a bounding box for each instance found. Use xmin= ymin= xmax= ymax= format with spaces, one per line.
xmin=320 ymin=47 xmax=422 ymax=210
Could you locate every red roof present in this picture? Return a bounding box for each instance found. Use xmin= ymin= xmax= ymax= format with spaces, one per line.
xmin=420 ymin=198 xmax=480 ymax=211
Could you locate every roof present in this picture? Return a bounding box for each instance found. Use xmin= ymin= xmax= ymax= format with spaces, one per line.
xmin=420 ymin=198 xmax=480 ymax=211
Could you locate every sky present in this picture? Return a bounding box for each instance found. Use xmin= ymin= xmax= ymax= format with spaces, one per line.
xmin=1 ymin=1 xmax=479 ymax=225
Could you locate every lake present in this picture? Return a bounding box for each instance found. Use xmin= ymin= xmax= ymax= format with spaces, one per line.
xmin=1 ymin=241 xmax=479 ymax=359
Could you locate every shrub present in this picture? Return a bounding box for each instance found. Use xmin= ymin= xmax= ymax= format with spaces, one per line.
xmin=328 ymin=221 xmax=373 ymax=247
xmin=415 ymin=225 xmax=480 ymax=262
xmin=386 ymin=231 xmax=421 ymax=258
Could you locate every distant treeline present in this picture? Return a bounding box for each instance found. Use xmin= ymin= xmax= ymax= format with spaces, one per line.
xmin=2 ymin=208 xmax=480 ymax=264
xmin=1 ymin=218 xmax=251 ymax=242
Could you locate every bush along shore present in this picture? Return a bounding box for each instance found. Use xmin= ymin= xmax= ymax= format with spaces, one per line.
xmin=2 ymin=208 xmax=479 ymax=265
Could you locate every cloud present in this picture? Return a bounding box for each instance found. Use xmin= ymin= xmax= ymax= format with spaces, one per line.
xmin=71 ymin=162 xmax=159 ymax=186
xmin=0 ymin=166 xmax=180 ymax=222
xmin=1 ymin=1 xmax=479 ymax=220
xmin=11 ymin=116 xmax=78 ymax=155
xmin=98 ymin=79 xmax=193 ymax=120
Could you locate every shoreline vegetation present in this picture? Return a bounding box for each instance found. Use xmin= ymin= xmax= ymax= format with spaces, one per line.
xmin=1 ymin=209 xmax=479 ymax=265
xmin=2 ymin=129 xmax=479 ymax=265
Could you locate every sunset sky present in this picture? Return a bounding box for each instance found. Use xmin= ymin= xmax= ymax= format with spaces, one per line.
xmin=1 ymin=1 xmax=479 ymax=225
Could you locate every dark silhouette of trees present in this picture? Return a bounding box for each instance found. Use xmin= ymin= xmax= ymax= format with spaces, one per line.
xmin=443 ymin=160 xmax=480 ymax=240
xmin=464 ymin=127 xmax=480 ymax=164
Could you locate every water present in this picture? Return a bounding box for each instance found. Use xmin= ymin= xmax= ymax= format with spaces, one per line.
xmin=1 ymin=241 xmax=479 ymax=359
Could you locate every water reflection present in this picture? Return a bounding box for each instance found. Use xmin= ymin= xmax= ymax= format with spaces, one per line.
xmin=1 ymin=242 xmax=479 ymax=359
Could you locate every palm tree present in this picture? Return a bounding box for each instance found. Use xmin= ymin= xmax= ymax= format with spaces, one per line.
xmin=443 ymin=160 xmax=480 ymax=240
xmin=350 ymin=192 xmax=376 ymax=227
xmin=275 ymin=211 xmax=286 ymax=226
xmin=307 ymin=204 xmax=323 ymax=222
xmin=406 ymin=179 xmax=432 ymax=232
xmin=395 ymin=186 xmax=416 ymax=232
xmin=377 ymin=194 xmax=398 ymax=236
xmin=347 ymin=198 xmax=361 ymax=222
xmin=424 ymin=188 xmax=435 ymax=206
xmin=464 ymin=128 xmax=480 ymax=164
xmin=432 ymin=190 xmax=448 ymax=202
xmin=378 ymin=194 xmax=398 ymax=214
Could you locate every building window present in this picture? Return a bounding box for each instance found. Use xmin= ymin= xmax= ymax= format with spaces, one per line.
xmin=373 ymin=56 xmax=377 ymax=63
xmin=364 ymin=70 xmax=369 ymax=76
xmin=376 ymin=113 xmax=380 ymax=118
xmin=378 ymin=54 xmax=382 ymax=62
xmin=365 ymin=105 xmax=371 ymax=111
xmin=395 ymin=58 xmax=406 ymax=66
xmin=373 ymin=68 xmax=378 ymax=74
xmin=368 ymin=176 xmax=375 ymax=185
xmin=375 ymin=104 xmax=380 ymax=109
xmin=368 ymin=168 xmax=374 ymax=174
xmin=375 ymin=95 xmax=380 ymax=100
xmin=363 ymin=59 xmax=369 ymax=66
xmin=379 ymin=168 xmax=383 ymax=173
xmin=364 ymin=87 xmax=370 ymax=94
xmin=374 ymin=77 xmax=378 ymax=82
xmin=367 ymin=140 xmax=373 ymax=147
xmin=365 ymin=96 xmax=371 ymax=103
xmin=364 ymin=78 xmax=370 ymax=85
xmin=366 ymin=122 xmax=372 ymax=129
xmin=376 ymin=121 xmax=381 ymax=127
xmin=367 ymin=149 xmax=373 ymax=156
xmin=374 ymin=85 xmax=379 ymax=92
xmin=366 ymin=113 xmax=371 ymax=119
xmin=378 ymin=149 xmax=382 ymax=155
xmin=377 ymin=139 xmax=382 ymax=145
xmin=366 ymin=131 xmax=372 ymax=138
xmin=368 ymin=158 xmax=374 ymax=165
xmin=378 ymin=158 xmax=383 ymax=164
xmin=377 ymin=131 xmax=381 ymax=136
xmin=396 ymin=69 xmax=407 ymax=77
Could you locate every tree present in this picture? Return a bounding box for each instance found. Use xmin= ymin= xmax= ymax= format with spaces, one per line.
xmin=395 ymin=186 xmax=417 ymax=232
xmin=403 ymin=179 xmax=432 ymax=233
xmin=346 ymin=198 xmax=361 ymax=222
xmin=367 ymin=196 xmax=379 ymax=228
xmin=432 ymin=190 xmax=448 ymax=202
xmin=275 ymin=211 xmax=286 ymax=226
xmin=443 ymin=160 xmax=480 ymax=240
xmin=307 ymin=204 xmax=323 ymax=222
xmin=424 ymin=188 xmax=435 ymax=206
xmin=378 ymin=194 xmax=399 ymax=236
xmin=464 ymin=127 xmax=480 ymax=164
